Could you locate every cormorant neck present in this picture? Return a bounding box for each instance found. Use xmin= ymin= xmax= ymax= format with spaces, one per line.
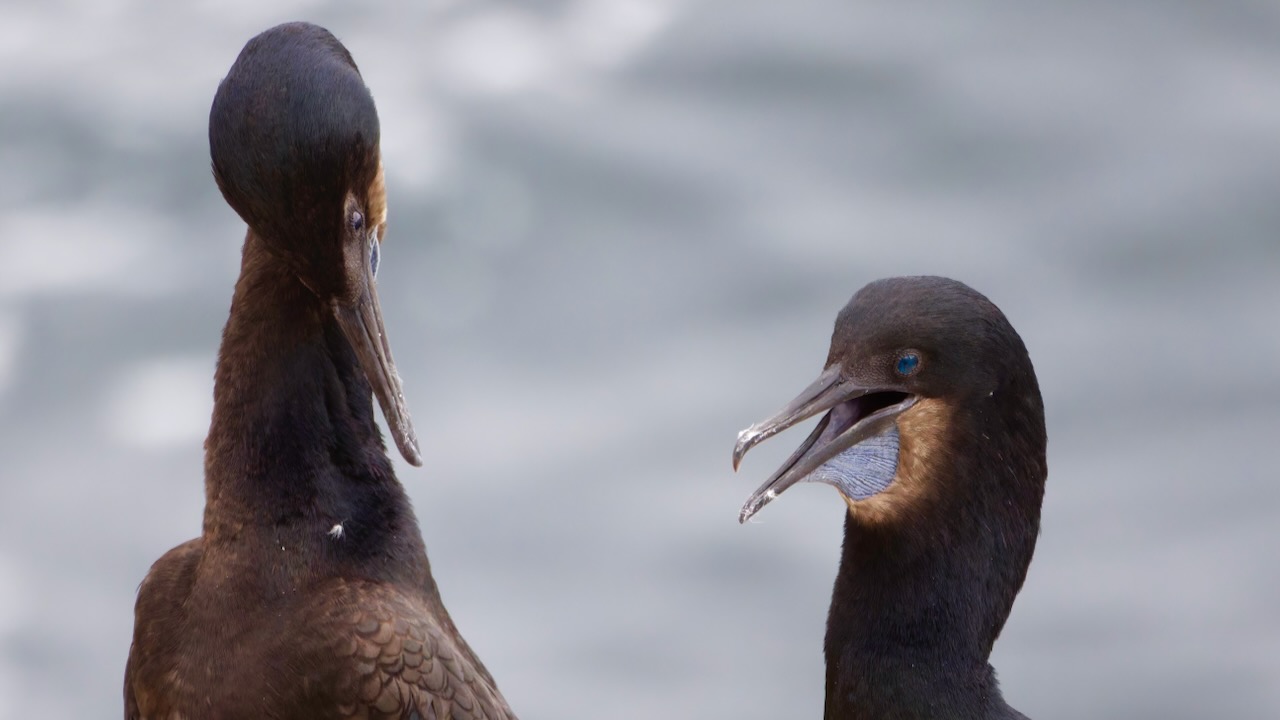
xmin=200 ymin=230 xmax=427 ymax=589
xmin=823 ymin=398 xmax=1045 ymax=719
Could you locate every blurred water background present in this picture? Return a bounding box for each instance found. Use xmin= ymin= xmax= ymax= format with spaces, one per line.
xmin=1 ymin=1 xmax=1279 ymax=718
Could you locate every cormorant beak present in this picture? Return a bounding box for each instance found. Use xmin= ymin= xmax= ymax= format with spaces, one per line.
xmin=333 ymin=236 xmax=422 ymax=466
xmin=733 ymin=364 xmax=916 ymax=522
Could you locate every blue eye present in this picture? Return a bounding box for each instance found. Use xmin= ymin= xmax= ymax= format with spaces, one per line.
xmin=369 ymin=238 xmax=380 ymax=278
xmin=895 ymin=353 xmax=920 ymax=376
xmin=351 ymin=210 xmax=364 ymax=232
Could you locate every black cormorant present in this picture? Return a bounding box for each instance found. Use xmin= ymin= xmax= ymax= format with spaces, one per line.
xmin=733 ymin=276 xmax=1045 ymax=720
xmin=124 ymin=22 xmax=516 ymax=719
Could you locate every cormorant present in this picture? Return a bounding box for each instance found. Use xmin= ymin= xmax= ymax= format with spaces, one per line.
xmin=124 ymin=22 xmax=515 ymax=719
xmin=732 ymin=276 xmax=1045 ymax=720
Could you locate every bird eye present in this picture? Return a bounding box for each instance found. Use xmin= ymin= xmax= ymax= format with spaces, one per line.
xmin=350 ymin=210 xmax=364 ymax=232
xmin=895 ymin=352 xmax=920 ymax=376
xmin=369 ymin=236 xmax=379 ymax=278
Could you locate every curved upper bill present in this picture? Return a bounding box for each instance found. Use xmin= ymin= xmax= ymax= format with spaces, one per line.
xmin=332 ymin=239 xmax=422 ymax=467
xmin=733 ymin=364 xmax=916 ymax=522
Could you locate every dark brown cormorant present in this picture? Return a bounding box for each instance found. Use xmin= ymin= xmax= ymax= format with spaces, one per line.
xmin=733 ymin=276 xmax=1045 ymax=720
xmin=124 ymin=22 xmax=515 ymax=719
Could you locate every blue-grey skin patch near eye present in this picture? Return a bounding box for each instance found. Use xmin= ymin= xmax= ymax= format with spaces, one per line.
xmin=806 ymin=426 xmax=900 ymax=500
xmin=369 ymin=237 xmax=379 ymax=278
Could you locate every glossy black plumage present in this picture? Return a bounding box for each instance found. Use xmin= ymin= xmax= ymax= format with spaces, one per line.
xmin=734 ymin=276 xmax=1046 ymax=720
xmin=124 ymin=22 xmax=514 ymax=719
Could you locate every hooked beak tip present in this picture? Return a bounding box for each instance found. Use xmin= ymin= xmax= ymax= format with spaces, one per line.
xmin=733 ymin=425 xmax=762 ymax=471
xmin=738 ymin=490 xmax=774 ymax=524
xmin=402 ymin=416 xmax=422 ymax=464
xmin=386 ymin=386 xmax=423 ymax=466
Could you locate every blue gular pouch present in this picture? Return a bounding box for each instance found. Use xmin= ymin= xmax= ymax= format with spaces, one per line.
xmin=806 ymin=426 xmax=900 ymax=500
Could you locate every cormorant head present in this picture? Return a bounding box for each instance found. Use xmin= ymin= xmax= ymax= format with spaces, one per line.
xmin=208 ymin=22 xmax=420 ymax=466
xmin=733 ymin=276 xmax=1045 ymax=523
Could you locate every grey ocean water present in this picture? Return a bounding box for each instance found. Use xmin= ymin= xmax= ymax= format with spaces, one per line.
xmin=1 ymin=1 xmax=1278 ymax=718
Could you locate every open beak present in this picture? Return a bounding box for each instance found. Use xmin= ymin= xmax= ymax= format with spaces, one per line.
xmin=733 ymin=364 xmax=916 ymax=522
xmin=333 ymin=237 xmax=422 ymax=466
